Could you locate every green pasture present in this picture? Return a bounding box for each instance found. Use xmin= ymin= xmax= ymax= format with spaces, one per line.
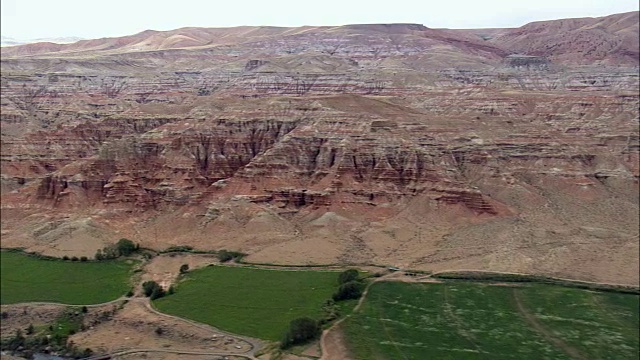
xmin=342 ymin=281 xmax=639 ymax=359
xmin=0 ymin=250 xmax=134 ymax=305
xmin=154 ymin=265 xmax=340 ymax=341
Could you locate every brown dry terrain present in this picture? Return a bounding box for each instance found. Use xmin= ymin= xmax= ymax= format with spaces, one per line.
xmin=69 ymin=298 xmax=253 ymax=355
xmin=320 ymin=326 xmax=352 ymax=360
xmin=1 ymin=11 xmax=639 ymax=287
xmin=139 ymin=253 xmax=218 ymax=291
xmin=0 ymin=304 xmax=68 ymax=337
xmin=1 ymin=299 xmax=258 ymax=358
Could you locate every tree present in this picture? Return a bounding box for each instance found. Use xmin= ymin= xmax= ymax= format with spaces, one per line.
xmin=332 ymin=281 xmax=365 ymax=301
xmin=102 ymin=245 xmax=119 ymax=259
xmin=150 ymin=287 xmax=165 ymax=300
xmin=116 ymin=238 xmax=137 ymax=256
xmin=280 ymin=317 xmax=320 ymax=349
xmin=26 ymin=324 xmax=34 ymax=335
xmin=142 ymin=280 xmax=165 ymax=300
xmin=179 ymin=264 xmax=189 ymax=274
xmin=338 ymin=269 xmax=359 ymax=284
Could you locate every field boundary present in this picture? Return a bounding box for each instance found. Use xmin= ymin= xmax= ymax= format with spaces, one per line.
xmin=81 ymin=347 xmax=257 ymax=360
xmin=144 ymin=297 xmax=264 ymax=355
xmin=0 ymin=297 xmax=127 ymax=308
xmin=431 ymin=270 xmax=640 ymax=294
xmin=0 ymin=247 xmax=132 ymax=265
xmin=319 ymin=273 xmax=393 ymax=360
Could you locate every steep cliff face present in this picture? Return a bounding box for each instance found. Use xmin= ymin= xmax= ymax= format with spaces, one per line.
xmin=1 ymin=16 xmax=639 ymax=284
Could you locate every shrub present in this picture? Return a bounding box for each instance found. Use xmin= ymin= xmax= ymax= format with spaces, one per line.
xmin=126 ymin=289 xmax=134 ymax=297
xmin=164 ymin=245 xmax=194 ymax=253
xmin=179 ymin=264 xmax=189 ymax=274
xmin=80 ymin=256 xmax=88 ymax=262
xmin=332 ymin=281 xmax=365 ymax=301
xmin=338 ymin=269 xmax=359 ymax=284
xmin=217 ymin=250 xmax=233 ymax=263
xmin=62 ymin=255 xmax=70 ymax=261
xmin=217 ymin=249 xmax=245 ymax=262
xmin=280 ymin=317 xmax=320 ymax=349
xmin=7 ymin=329 xmax=25 ymax=351
xmin=71 ymin=256 xmax=79 ymax=262
xmin=155 ymin=327 xmax=164 ymax=335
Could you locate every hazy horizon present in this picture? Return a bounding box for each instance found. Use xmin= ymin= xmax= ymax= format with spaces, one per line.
xmin=1 ymin=0 xmax=638 ymax=40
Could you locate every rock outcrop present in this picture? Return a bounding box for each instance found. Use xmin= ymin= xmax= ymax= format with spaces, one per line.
xmin=1 ymin=12 xmax=638 ymax=284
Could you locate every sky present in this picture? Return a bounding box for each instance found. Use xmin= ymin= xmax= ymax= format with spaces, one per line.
xmin=1 ymin=0 xmax=638 ymax=40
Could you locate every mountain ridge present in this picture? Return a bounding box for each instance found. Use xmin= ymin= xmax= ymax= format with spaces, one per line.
xmin=2 ymin=11 xmax=637 ymax=66
xmin=0 ymin=11 xmax=638 ymax=285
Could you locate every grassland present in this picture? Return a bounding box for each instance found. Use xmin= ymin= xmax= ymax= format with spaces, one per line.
xmin=0 ymin=251 xmax=134 ymax=305
xmin=154 ymin=265 xmax=340 ymax=341
xmin=342 ymin=281 xmax=639 ymax=359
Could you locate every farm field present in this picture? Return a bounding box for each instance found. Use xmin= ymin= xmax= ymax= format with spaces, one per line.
xmin=342 ymin=281 xmax=640 ymax=360
xmin=0 ymin=251 xmax=134 ymax=305
xmin=154 ymin=265 xmax=340 ymax=341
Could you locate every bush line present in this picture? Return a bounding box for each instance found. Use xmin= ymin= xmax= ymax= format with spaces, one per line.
xmin=432 ymin=271 xmax=640 ymax=295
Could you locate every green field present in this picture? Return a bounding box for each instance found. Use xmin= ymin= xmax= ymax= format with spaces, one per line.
xmin=154 ymin=265 xmax=340 ymax=340
xmin=342 ymin=281 xmax=639 ymax=360
xmin=0 ymin=251 xmax=134 ymax=305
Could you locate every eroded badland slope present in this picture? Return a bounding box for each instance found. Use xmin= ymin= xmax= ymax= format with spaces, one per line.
xmin=1 ymin=12 xmax=638 ymax=284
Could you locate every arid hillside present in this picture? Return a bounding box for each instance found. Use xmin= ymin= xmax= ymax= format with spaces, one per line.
xmin=488 ymin=11 xmax=640 ymax=66
xmin=1 ymin=12 xmax=638 ymax=285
